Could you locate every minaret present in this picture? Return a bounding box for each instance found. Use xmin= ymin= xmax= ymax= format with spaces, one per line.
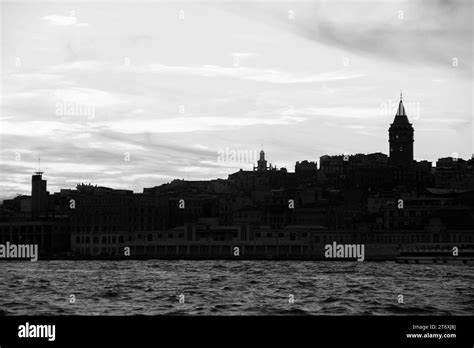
xmin=388 ymin=92 xmax=414 ymax=167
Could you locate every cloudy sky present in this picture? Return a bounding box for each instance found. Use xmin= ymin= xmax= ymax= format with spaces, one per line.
xmin=0 ymin=0 xmax=472 ymax=199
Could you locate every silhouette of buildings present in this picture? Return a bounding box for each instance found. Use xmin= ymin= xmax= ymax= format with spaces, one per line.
xmin=0 ymin=94 xmax=473 ymax=259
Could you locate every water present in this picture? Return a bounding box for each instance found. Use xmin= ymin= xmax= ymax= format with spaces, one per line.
xmin=0 ymin=261 xmax=473 ymax=315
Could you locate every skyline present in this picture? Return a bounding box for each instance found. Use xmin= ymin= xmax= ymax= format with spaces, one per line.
xmin=1 ymin=0 xmax=473 ymax=199
xmin=1 ymin=114 xmax=472 ymax=202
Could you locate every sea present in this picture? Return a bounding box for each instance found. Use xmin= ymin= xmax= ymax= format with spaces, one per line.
xmin=0 ymin=260 xmax=473 ymax=315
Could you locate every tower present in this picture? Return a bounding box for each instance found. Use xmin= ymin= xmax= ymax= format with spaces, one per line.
xmin=32 ymin=171 xmax=48 ymax=216
xmin=389 ymin=93 xmax=414 ymax=167
xmin=255 ymin=150 xmax=268 ymax=171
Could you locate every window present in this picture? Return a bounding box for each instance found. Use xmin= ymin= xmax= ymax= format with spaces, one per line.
xmin=147 ymin=234 xmax=153 ymax=242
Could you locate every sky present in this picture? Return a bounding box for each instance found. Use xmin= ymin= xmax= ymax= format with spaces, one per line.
xmin=0 ymin=0 xmax=473 ymax=199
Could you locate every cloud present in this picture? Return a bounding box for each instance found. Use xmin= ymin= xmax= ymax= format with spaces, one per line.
xmin=37 ymin=59 xmax=366 ymax=84
xmin=93 ymin=115 xmax=307 ymax=134
xmin=22 ymin=60 xmax=365 ymax=85
xmin=0 ymin=120 xmax=86 ymax=136
xmin=147 ymin=63 xmax=366 ymax=84
xmin=50 ymin=61 xmax=102 ymax=72
xmin=284 ymin=107 xmax=384 ymax=120
xmin=230 ymin=52 xmax=259 ymax=59
xmin=52 ymin=87 xmax=126 ymax=107
xmin=229 ymin=52 xmax=260 ymax=65
xmin=42 ymin=14 xmax=88 ymax=27
xmin=230 ymin=0 xmax=472 ymax=73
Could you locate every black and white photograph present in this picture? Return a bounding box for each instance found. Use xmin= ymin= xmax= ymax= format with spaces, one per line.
xmin=0 ymin=0 xmax=473 ymax=346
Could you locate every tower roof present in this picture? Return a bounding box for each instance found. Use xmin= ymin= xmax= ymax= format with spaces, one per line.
xmin=392 ymin=93 xmax=410 ymax=125
xmin=396 ymin=99 xmax=406 ymax=116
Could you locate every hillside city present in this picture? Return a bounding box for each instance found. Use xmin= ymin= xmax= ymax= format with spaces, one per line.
xmin=1 ymin=97 xmax=473 ymax=260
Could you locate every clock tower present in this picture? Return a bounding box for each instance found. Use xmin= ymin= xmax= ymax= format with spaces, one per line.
xmin=389 ymin=93 xmax=414 ymax=167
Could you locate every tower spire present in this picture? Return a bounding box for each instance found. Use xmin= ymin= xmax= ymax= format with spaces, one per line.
xmin=35 ymin=156 xmax=43 ymax=175
xmin=396 ymin=93 xmax=406 ymax=116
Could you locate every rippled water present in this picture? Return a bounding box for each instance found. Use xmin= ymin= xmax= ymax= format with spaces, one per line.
xmin=0 ymin=261 xmax=473 ymax=315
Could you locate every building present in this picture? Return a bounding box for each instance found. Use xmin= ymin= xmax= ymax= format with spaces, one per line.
xmin=295 ymin=160 xmax=318 ymax=184
xmin=0 ymin=173 xmax=70 ymax=257
xmin=31 ymin=172 xmax=49 ymax=217
xmin=254 ymin=150 xmax=269 ymax=171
